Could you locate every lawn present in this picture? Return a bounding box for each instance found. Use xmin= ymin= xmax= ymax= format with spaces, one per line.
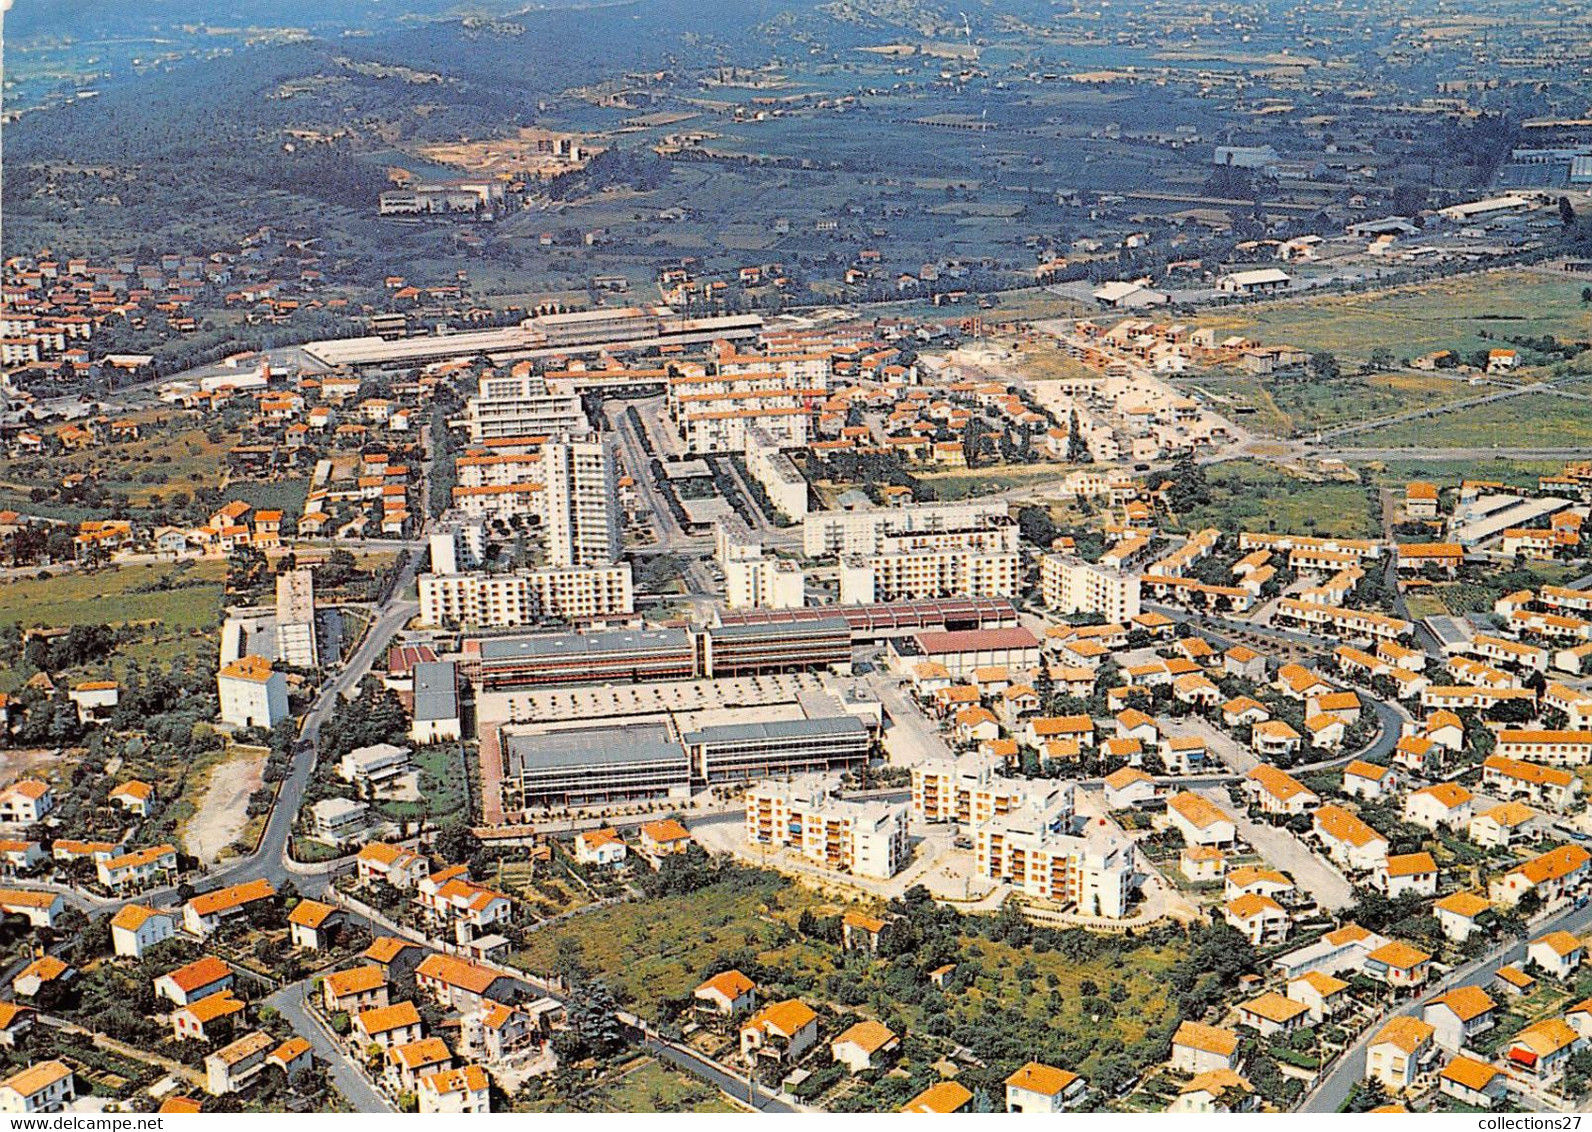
xmin=1350 ymin=388 xmax=1592 ymax=448
xmin=374 ymin=744 xmax=469 ymax=824
xmin=1172 ymin=460 xmax=1378 ymax=538
xmin=1196 ymin=271 xmax=1592 ymax=368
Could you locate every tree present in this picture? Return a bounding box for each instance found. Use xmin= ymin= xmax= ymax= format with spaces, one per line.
xmin=1367 ymin=347 xmax=1396 ymax=372
xmin=1067 ymin=410 xmax=1089 ymax=462
xmin=1308 ymin=352 xmax=1340 ymax=382
xmin=434 ymin=819 xmax=481 ymax=865
xmin=1582 ymin=287 xmax=1591 ymax=305
xmin=1562 ymin=197 xmax=1578 ymax=227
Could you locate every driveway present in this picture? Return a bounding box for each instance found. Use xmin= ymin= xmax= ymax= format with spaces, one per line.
xmin=1198 ymin=787 xmax=1354 ymax=911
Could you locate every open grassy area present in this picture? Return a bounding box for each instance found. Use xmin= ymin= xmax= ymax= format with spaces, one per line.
xmin=1196 ymin=271 xmax=1592 ymax=368
xmin=532 ymin=1056 xmax=744 ymax=1114
xmin=375 ymin=744 xmax=469 ymax=824
xmin=1351 ymin=387 xmax=1592 ymax=448
xmin=227 ymin=477 xmax=310 ymax=519
xmin=512 ymin=870 xmax=1188 ymax=1085
xmin=0 ymin=560 xmax=226 ymax=691
xmin=919 ymin=463 xmax=1081 ymax=501
xmin=1172 ymin=460 xmax=1378 ymax=538
xmin=1179 ymin=368 xmax=1481 ymax=438
xmin=513 ymin=873 xmax=824 ymax=1018
xmin=1351 ymin=457 xmax=1567 ymax=490
xmin=0 ymin=414 xmax=232 ymax=506
xmin=0 ymin=560 xmax=224 ymax=631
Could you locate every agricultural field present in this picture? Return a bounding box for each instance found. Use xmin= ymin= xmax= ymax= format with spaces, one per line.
xmin=1403 ymin=560 xmax=1584 ymax=618
xmin=0 ymin=412 xmax=232 ymax=509
xmin=1351 ymin=387 xmax=1592 ymax=448
xmin=1179 ymin=368 xmax=1482 ymax=438
xmin=1196 ymin=271 xmax=1592 ymax=369
xmin=0 ymin=560 xmax=225 ymax=690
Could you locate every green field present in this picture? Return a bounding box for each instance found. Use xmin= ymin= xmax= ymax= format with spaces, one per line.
xmin=1351 ymin=387 xmax=1592 ymax=448
xmin=1350 ymin=457 xmax=1566 ymax=490
xmin=1172 ymin=460 xmax=1378 ymax=538
xmin=1199 ymin=271 xmax=1592 ymax=367
xmin=528 ymin=1057 xmax=744 ymax=1114
xmin=227 ymin=477 xmax=311 ymax=519
xmin=0 ymin=561 xmax=225 ymax=691
xmin=0 ymin=560 xmax=224 ymax=631
xmin=0 ymin=415 xmax=233 ymax=507
xmin=919 ymin=463 xmax=1083 ymax=501
xmin=1180 ymin=368 xmax=1482 ymax=438
xmin=513 ymin=871 xmax=1187 ymax=1084
xmin=513 ymin=873 xmax=823 ymax=1018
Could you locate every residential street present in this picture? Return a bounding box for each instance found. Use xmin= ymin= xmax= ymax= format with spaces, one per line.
xmin=1305 ymin=898 xmax=1592 ymax=1112
xmin=267 ymin=980 xmax=397 ymax=1113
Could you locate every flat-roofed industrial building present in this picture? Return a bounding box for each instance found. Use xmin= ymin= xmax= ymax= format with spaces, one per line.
xmin=499 ymin=723 xmax=692 ymax=809
xmin=684 ymin=715 xmax=872 ymax=782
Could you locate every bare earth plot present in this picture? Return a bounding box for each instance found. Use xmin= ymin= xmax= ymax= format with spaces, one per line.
xmin=182 ymin=745 xmax=267 ymax=864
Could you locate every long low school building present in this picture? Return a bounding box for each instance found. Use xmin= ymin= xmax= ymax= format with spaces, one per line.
xmin=683 ymin=716 xmax=872 ymax=782
xmin=494 ymin=723 xmax=693 ymax=811
xmin=714 ymin=596 xmax=1018 ymax=642
xmin=489 ymin=713 xmax=873 ymax=816
xmin=462 ymin=617 xmax=861 ymax=690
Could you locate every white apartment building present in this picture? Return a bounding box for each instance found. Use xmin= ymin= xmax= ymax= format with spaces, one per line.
xmin=456 ymin=372 xmax=586 ymax=442
xmin=841 ymin=546 xmax=1019 ymax=605
xmin=838 ymin=518 xmax=1021 ymax=604
xmin=216 ymin=656 xmax=289 ymax=729
xmin=455 ymin=449 xmax=545 ymax=488
xmin=451 ymin=483 xmax=546 ymax=522
xmin=428 ymin=522 xmax=487 ymax=575
xmin=1040 ymin=555 xmax=1142 ymax=623
xmin=975 ymin=798 xmax=1138 ymax=918
xmin=274 ymin=568 xmax=318 ymax=669
xmin=745 ymin=778 xmax=909 ymax=880
xmin=543 ymin=435 xmax=621 ymax=568
xmin=667 ymin=349 xmax=829 ymax=454
xmin=419 ymin=563 xmax=635 ymax=627
xmin=725 ymin=555 xmax=806 ymax=610
xmin=717 ymin=518 xmax=804 ymax=610
xmin=745 ymin=424 xmax=810 ymax=520
xmin=912 ymin=754 xmax=1074 ymax=829
xmin=802 ymin=500 xmax=1008 ymax=557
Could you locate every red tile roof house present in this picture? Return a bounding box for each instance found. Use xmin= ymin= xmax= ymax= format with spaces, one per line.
xmin=155 ymin=956 xmax=235 ymax=1007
